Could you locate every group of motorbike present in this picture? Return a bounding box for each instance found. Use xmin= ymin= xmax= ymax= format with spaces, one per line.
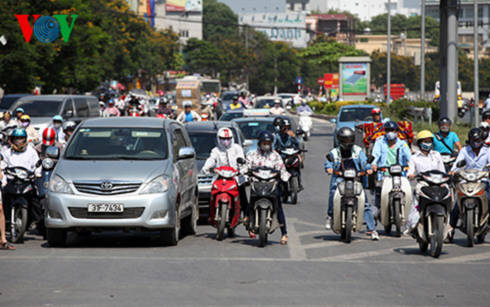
xmin=327 ymin=148 xmax=488 ymax=258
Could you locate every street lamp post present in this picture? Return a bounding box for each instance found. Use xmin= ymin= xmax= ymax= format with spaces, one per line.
xmin=421 ymin=0 xmax=426 ymax=100
xmin=387 ymin=0 xmax=391 ymax=105
xmin=474 ymin=0 xmax=479 ymax=126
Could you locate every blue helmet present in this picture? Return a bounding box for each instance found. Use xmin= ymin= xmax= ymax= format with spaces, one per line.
xmin=11 ymin=128 xmax=27 ymax=138
xmin=384 ymin=121 xmax=398 ymax=132
xmin=52 ymin=115 xmax=63 ymax=122
xmin=258 ymin=131 xmax=273 ymax=144
xmin=15 ymin=107 xmax=24 ymax=114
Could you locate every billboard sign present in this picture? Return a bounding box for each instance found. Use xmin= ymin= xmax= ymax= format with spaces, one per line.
xmin=324 ymin=73 xmax=339 ymax=90
xmin=239 ymin=13 xmax=307 ymax=48
xmin=341 ymin=63 xmax=368 ymax=96
xmin=166 ymin=0 xmax=202 ymax=12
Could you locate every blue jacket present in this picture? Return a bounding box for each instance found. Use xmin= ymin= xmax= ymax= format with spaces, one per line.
xmin=274 ymin=133 xmax=300 ymax=151
xmin=372 ymin=136 xmax=411 ymax=179
xmin=324 ymin=145 xmax=371 ymax=186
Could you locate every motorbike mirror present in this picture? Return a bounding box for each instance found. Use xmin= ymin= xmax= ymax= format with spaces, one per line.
xmin=236 ymin=157 xmax=246 ymax=165
xmin=296 ymin=129 xmax=304 ymax=135
xmin=456 ymin=160 xmax=466 ymax=168
xmin=367 ymin=155 xmax=375 ymax=164
xmin=326 ymin=153 xmax=334 ymax=162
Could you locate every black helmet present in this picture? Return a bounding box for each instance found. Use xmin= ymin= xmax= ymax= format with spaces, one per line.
xmin=258 ymin=130 xmax=273 ymax=144
xmin=337 ymin=127 xmax=355 ymax=151
xmin=439 ymin=117 xmax=452 ymax=126
xmin=232 ymin=95 xmax=239 ymax=101
xmin=482 ymin=110 xmax=490 ymax=121
xmin=280 ymin=118 xmax=291 ymax=129
xmin=384 ymin=121 xmax=399 ymax=132
xmin=468 ymin=128 xmax=484 ymax=150
xmin=273 ymin=117 xmax=284 ymax=127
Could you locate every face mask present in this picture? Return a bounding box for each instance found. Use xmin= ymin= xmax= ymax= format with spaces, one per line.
xmin=219 ymin=138 xmax=231 ymax=149
xmin=53 ymin=123 xmax=61 ymax=129
xmin=420 ymin=142 xmax=433 ymax=152
xmin=21 ymin=122 xmax=29 ymax=128
xmin=340 ymin=143 xmax=353 ymax=151
xmin=275 ymin=125 xmax=280 ymax=132
xmin=260 ymin=144 xmax=271 ymax=153
xmin=386 ymin=132 xmax=397 ymax=141
xmin=13 ymin=138 xmax=24 ymax=145
xmin=470 ymin=140 xmax=483 ymax=150
xmin=440 ymin=126 xmax=450 ymax=133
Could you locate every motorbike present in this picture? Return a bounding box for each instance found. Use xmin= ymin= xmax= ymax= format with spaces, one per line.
xmin=128 ymin=106 xmax=143 ymax=117
xmin=279 ymin=147 xmax=305 ymax=204
xmin=458 ymin=99 xmax=469 ymax=118
xmin=378 ymin=164 xmax=412 ymax=237
xmin=441 ymin=153 xmax=457 ymax=173
xmin=452 ymin=160 xmax=489 ymax=247
xmin=209 ymin=164 xmax=246 ymax=241
xmin=298 ymin=111 xmax=313 ymax=141
xmin=248 ymin=166 xmax=281 ymax=247
xmin=327 ymin=154 xmax=366 ymax=243
xmin=414 ymin=170 xmax=452 ymax=258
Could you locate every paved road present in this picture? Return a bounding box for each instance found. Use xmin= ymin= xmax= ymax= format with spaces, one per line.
xmin=1 ymin=119 xmax=490 ymax=306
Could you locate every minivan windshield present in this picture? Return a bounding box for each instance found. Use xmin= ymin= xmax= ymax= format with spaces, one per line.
xmin=65 ymin=127 xmax=168 ymax=160
xmin=13 ymin=99 xmax=63 ymax=117
xmin=339 ymin=107 xmax=374 ymax=122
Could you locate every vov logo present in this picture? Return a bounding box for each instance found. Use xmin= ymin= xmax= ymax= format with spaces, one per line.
xmin=15 ymin=14 xmax=78 ymax=43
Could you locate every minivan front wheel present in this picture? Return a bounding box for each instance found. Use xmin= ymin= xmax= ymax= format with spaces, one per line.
xmin=182 ymin=196 xmax=199 ymax=236
xmin=161 ymin=209 xmax=180 ymax=246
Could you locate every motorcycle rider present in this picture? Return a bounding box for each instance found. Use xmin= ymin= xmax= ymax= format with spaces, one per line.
xmin=156 ymin=98 xmax=174 ymax=118
xmin=433 ymin=117 xmax=462 ymax=155
xmin=406 ymin=130 xmax=445 ymax=232
xmin=371 ymin=121 xmax=412 ymax=212
xmin=449 ymin=128 xmax=490 ymax=234
xmin=48 ymin=115 xmax=65 ymax=143
xmin=325 ymin=127 xmax=379 ymax=240
xmin=14 ymin=108 xmax=24 ymax=126
xmin=0 ymin=112 xmax=16 ymax=130
xmin=63 ymin=121 xmax=76 ymax=144
xmin=177 ymin=101 xmax=201 ymax=123
xmin=270 ymin=99 xmax=286 ymax=116
xmin=103 ymin=100 xmax=120 ymax=117
xmin=201 ymin=127 xmax=248 ymax=236
xmin=246 ymin=131 xmax=290 ymax=245
xmin=35 ymin=127 xmax=63 ymax=160
xmin=227 ymin=96 xmax=244 ymax=111
xmin=296 ymin=100 xmax=313 ymax=115
xmin=19 ymin=115 xmax=40 ymax=144
xmin=238 ymin=92 xmax=250 ymax=109
xmin=274 ymin=119 xmax=303 ymax=190
xmin=1 ymin=129 xmax=43 ymax=233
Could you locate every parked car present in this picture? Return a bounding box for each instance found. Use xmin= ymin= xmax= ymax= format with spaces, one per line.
xmin=185 ymin=121 xmax=251 ymax=219
xmin=9 ymin=95 xmax=100 ymax=134
xmin=277 ymin=93 xmax=296 ymax=108
xmin=0 ymin=94 xmax=31 ymax=113
xmin=331 ymin=104 xmax=383 ymax=146
xmin=45 ymin=117 xmax=198 ymax=247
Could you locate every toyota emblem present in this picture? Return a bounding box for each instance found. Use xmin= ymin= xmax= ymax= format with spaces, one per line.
xmin=100 ymin=181 xmax=113 ymax=191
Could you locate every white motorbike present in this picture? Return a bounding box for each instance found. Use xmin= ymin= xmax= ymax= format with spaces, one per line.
xmin=298 ymin=111 xmax=313 ymax=141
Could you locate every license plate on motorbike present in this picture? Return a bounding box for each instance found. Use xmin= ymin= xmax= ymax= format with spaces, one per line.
xmin=87 ymin=203 xmax=124 ymax=213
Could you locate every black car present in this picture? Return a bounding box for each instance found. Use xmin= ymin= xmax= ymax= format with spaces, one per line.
xmin=185 ymin=121 xmax=251 ymax=219
xmin=0 ymin=94 xmax=31 ymax=112
xmin=217 ymin=91 xmax=239 ymax=118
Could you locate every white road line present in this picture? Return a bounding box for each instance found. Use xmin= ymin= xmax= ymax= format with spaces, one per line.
xmin=302 ymin=240 xmax=354 ymax=250
xmin=316 ymin=245 xmax=418 ymax=262
xmin=438 ymin=251 xmax=490 ymax=263
xmin=287 ymin=219 xmax=306 ymax=260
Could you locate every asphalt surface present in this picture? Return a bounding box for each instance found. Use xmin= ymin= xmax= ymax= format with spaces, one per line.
xmin=1 ymin=118 xmax=490 ymax=306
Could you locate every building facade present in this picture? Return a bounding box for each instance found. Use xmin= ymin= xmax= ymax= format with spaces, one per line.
xmin=154 ymin=0 xmax=203 ymax=43
xmin=218 ymin=0 xmax=286 ymax=15
xmin=354 ymin=34 xmax=437 ymax=58
xmin=306 ymin=14 xmax=355 ymax=45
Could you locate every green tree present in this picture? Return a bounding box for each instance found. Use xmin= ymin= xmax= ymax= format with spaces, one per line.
xmin=370 ymin=50 xmax=419 ymax=90
xmin=183 ymin=38 xmax=222 ymax=76
xmin=203 ymin=0 xmax=238 ymax=42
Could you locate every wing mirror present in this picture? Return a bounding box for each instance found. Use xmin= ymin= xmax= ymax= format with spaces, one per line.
xmin=236 ymin=157 xmax=246 ymax=165
xmin=65 ymin=110 xmax=74 ymax=118
xmin=46 ymin=146 xmax=60 ymax=159
xmin=326 ymin=153 xmax=334 ymax=162
xmin=456 ymin=160 xmax=466 ymax=168
xmin=330 ymin=118 xmax=337 ymax=123
xmin=177 ymin=147 xmax=195 ymax=160
xmin=243 ymin=139 xmax=253 ymax=147
xmin=367 ymin=155 xmax=375 ymax=164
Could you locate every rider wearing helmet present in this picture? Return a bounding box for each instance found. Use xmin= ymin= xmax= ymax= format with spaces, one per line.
xmin=270 ymin=99 xmax=285 ymax=116
xmin=2 ymin=128 xmax=41 ymax=182
xmin=49 ymin=115 xmax=65 ymax=142
xmin=246 ymin=130 xmax=290 ymax=245
xmin=202 ymin=127 xmax=248 ymax=236
xmin=371 ymin=108 xmax=382 ymax=123
xmin=274 ymin=118 xmax=302 ymax=189
xmin=103 ymin=100 xmax=121 ymax=117
xmin=227 ymin=95 xmax=244 ymax=111
xmin=325 ymin=127 xmax=378 ymax=240
xmin=19 ymin=115 xmax=40 ymax=144
xmin=63 ymin=121 xmax=76 ymax=143
xmin=156 ymin=97 xmax=174 ymax=118
xmin=433 ymin=117 xmax=462 ymax=155
xmin=35 ymin=127 xmax=63 ymax=160
xmin=177 ymin=101 xmax=201 ymax=123
xmin=272 ymin=117 xmax=283 ymax=132
xmin=14 ymin=107 xmax=24 ymax=125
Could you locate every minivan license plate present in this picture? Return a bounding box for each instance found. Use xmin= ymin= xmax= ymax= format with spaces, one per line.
xmin=87 ymin=203 xmax=124 ymax=213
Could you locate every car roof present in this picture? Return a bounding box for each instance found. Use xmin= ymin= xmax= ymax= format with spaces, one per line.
xmin=185 ymin=120 xmax=239 ymax=132
xmin=2 ymin=94 xmax=31 ymax=98
xmin=81 ymin=117 xmax=168 ymax=128
xmin=17 ymin=94 xmax=96 ymax=101
xmin=339 ymin=104 xmax=379 ymax=110
xmin=256 ymin=96 xmax=281 ymax=100
xmin=233 ymin=117 xmax=274 ymax=123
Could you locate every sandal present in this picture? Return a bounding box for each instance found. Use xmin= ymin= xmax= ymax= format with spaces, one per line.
xmin=249 ymin=231 xmax=256 ymax=239
xmin=0 ymin=242 xmax=15 ymax=250
xmin=280 ymin=235 xmax=288 ymax=245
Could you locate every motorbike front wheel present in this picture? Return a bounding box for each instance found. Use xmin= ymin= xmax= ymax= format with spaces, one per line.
xmin=465 ymin=209 xmax=474 ymax=247
xmin=430 ymin=215 xmax=444 ymax=258
xmin=217 ymin=204 xmax=227 ymax=241
xmin=10 ymin=206 xmax=28 ymax=243
xmin=342 ymin=206 xmax=353 ymax=243
xmin=394 ymin=199 xmax=402 ymax=237
xmin=258 ymin=209 xmax=268 ymax=247
xmin=290 ymin=177 xmax=298 ymax=205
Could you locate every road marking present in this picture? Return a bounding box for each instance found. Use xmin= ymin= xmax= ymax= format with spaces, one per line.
xmin=438 ymin=251 xmax=490 ymax=263
xmin=287 ymin=218 xmax=306 ymax=260
xmin=294 ymin=219 xmax=324 ymax=229
xmin=302 ymin=240 xmax=354 ymax=250
xmin=297 ymin=230 xmax=326 ymax=236
xmin=316 ymin=244 xmax=418 ymax=261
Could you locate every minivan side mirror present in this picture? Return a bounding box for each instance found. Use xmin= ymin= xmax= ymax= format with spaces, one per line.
xmin=243 ymin=140 xmax=253 ymax=147
xmin=330 ymin=118 xmax=337 ymax=123
xmin=46 ymin=146 xmax=60 ymax=159
xmin=65 ymin=110 xmax=74 ymax=118
xmin=177 ymin=147 xmax=195 ymax=160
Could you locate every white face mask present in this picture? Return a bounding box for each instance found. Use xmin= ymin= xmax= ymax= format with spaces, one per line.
xmin=260 ymin=144 xmax=271 ymax=153
xmin=21 ymin=122 xmax=29 ymax=128
xmin=386 ymin=132 xmax=397 ymax=141
xmin=219 ymin=138 xmax=232 ymax=149
xmin=53 ymin=123 xmax=61 ymax=129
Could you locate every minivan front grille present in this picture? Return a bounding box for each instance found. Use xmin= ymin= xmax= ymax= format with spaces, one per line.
xmin=73 ymin=181 xmax=142 ymax=195
xmin=69 ymin=207 xmax=145 ymax=219
xmin=198 ymin=175 xmax=213 ymax=185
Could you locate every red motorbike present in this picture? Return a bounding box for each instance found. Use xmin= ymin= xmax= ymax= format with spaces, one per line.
xmin=128 ymin=107 xmax=143 ymax=117
xmin=156 ymin=113 xmax=166 ymax=119
xmin=210 ymin=165 xmax=245 ymax=240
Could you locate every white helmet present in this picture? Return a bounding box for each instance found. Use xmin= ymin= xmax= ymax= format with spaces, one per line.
xmin=183 ymin=100 xmax=192 ymax=108
xmin=217 ymin=127 xmax=234 ymax=149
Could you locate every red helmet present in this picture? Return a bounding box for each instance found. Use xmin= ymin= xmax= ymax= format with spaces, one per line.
xmin=42 ymin=127 xmax=56 ymax=146
xmin=371 ymin=108 xmax=381 ymax=115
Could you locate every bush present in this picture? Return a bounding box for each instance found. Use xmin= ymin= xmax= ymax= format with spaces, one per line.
xmin=308 ymin=100 xmax=383 ymax=115
xmin=382 ymin=99 xmax=439 ymax=122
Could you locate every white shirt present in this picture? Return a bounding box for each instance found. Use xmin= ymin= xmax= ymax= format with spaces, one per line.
xmin=1 ymin=145 xmax=41 ymax=185
xmin=202 ymin=143 xmax=246 ymax=174
xmin=270 ymin=107 xmax=285 ymax=116
xmin=407 ymin=150 xmax=445 ymax=177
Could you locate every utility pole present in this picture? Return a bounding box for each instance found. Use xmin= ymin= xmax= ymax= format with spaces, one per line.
xmin=446 ymin=0 xmax=458 ymax=121
xmin=421 ymin=0 xmax=426 ymax=100
xmin=274 ymin=56 xmax=278 ymax=95
xmin=473 ymin=0 xmax=479 ymax=127
xmin=245 ymin=26 xmax=249 ymax=91
xmin=387 ymin=0 xmax=391 ymax=105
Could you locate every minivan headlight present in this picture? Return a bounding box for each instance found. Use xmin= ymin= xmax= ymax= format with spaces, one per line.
xmin=140 ymin=176 xmax=169 ymax=194
xmin=49 ymin=175 xmax=73 ymax=194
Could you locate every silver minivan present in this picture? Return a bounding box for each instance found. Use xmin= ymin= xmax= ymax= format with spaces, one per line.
xmin=45 ymin=117 xmax=198 ymax=246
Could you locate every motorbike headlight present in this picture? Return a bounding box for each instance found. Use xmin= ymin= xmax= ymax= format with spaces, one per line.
xmin=42 ymin=158 xmax=55 ymax=170
xmin=140 ymin=176 xmax=169 ymax=194
xmin=14 ymin=169 xmax=28 ymax=180
xmin=393 ymin=176 xmax=401 ymax=187
xmin=49 ymin=175 xmax=73 ymax=194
